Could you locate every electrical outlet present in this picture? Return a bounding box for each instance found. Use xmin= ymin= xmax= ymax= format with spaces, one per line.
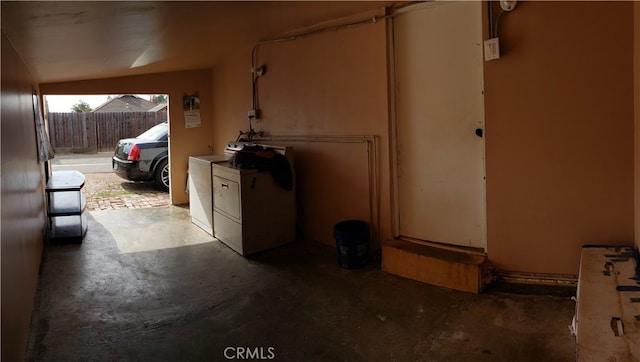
xmin=248 ymin=109 xmax=256 ymax=119
xmin=484 ymin=38 xmax=500 ymax=61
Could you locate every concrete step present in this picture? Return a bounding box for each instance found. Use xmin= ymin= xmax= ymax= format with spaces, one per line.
xmin=382 ymin=239 xmax=488 ymax=293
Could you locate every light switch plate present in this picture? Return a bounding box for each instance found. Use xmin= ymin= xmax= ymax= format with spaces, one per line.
xmin=484 ymin=38 xmax=500 ymax=61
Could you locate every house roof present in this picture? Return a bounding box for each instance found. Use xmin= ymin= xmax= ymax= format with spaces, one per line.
xmin=147 ymin=103 xmax=168 ymax=112
xmin=93 ymin=95 xmax=156 ymax=112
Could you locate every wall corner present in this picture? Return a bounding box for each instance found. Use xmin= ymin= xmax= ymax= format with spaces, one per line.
xmin=635 ymin=1 xmax=640 ymax=250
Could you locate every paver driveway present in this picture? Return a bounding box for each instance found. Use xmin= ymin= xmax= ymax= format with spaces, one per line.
xmin=82 ymin=173 xmax=170 ymax=211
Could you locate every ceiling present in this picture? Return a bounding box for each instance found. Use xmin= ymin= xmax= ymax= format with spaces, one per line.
xmin=1 ymin=1 xmax=391 ymax=84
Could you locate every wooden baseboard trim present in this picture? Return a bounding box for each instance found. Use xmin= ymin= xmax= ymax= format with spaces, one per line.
xmin=491 ymin=269 xmax=578 ymax=287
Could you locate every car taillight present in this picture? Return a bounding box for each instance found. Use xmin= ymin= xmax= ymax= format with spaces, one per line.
xmin=127 ymin=144 xmax=140 ymax=161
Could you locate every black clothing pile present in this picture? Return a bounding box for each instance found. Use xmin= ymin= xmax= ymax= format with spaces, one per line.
xmin=229 ymin=146 xmax=293 ymax=191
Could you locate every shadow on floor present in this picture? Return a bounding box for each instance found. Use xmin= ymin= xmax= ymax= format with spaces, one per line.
xmin=120 ymin=181 xmax=162 ymax=193
xmin=27 ymin=206 xmax=576 ymax=361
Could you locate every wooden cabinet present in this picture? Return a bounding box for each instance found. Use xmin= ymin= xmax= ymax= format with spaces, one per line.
xmin=45 ymin=170 xmax=87 ymax=242
xmin=574 ymin=246 xmax=640 ymax=360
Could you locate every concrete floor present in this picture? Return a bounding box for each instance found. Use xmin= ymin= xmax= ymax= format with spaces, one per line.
xmin=27 ymin=206 xmax=576 ymax=361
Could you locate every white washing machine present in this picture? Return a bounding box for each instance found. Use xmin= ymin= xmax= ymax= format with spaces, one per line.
xmin=212 ymin=144 xmax=295 ymax=255
xmin=188 ymin=154 xmax=227 ymax=235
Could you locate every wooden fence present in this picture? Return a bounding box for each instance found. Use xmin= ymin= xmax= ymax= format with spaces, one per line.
xmin=48 ymin=112 xmax=167 ymax=153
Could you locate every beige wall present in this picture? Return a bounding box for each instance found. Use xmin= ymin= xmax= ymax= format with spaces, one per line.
xmin=1 ymin=31 xmax=47 ymax=361
xmin=41 ymin=70 xmax=215 ymax=204
xmin=27 ymin=2 xmax=638 ymax=280
xmin=211 ymin=10 xmax=391 ymax=248
xmin=484 ymin=1 xmax=635 ymax=274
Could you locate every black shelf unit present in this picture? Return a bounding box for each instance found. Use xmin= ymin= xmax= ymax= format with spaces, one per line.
xmin=45 ymin=170 xmax=88 ymax=242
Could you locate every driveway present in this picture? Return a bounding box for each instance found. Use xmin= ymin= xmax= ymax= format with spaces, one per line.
xmin=82 ymin=173 xmax=170 ymax=211
xmin=51 ymin=153 xmax=170 ymax=211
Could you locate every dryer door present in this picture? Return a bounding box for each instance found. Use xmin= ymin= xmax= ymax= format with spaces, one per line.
xmin=213 ymin=175 xmax=241 ymax=221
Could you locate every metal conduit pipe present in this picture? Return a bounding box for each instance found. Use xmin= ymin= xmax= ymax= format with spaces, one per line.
xmin=256 ymin=135 xmax=380 ymax=249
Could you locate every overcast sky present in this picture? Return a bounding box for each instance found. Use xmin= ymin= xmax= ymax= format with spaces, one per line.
xmin=44 ymin=94 xmax=157 ymax=112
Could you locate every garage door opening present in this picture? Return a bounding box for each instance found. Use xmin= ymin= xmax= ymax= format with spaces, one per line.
xmin=44 ymin=94 xmax=171 ymax=211
xmin=44 ymin=94 xmax=168 ymax=152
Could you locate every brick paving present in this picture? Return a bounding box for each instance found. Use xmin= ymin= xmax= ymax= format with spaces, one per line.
xmin=82 ymin=173 xmax=170 ymax=211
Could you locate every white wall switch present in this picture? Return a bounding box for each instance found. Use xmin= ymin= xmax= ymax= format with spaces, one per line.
xmin=484 ymin=38 xmax=500 ymax=61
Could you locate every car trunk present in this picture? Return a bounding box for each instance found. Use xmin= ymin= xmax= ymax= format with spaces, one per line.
xmin=114 ymin=138 xmax=137 ymax=160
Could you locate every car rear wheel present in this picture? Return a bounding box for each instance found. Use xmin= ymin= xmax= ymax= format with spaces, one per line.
xmin=155 ymin=159 xmax=169 ymax=192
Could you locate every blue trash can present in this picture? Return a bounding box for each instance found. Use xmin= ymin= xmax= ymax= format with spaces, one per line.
xmin=334 ymin=220 xmax=369 ymax=269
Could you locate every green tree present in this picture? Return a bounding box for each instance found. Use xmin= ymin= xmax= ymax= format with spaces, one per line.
xmin=71 ymin=100 xmax=92 ymax=112
xmin=155 ymin=95 xmax=167 ymax=104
